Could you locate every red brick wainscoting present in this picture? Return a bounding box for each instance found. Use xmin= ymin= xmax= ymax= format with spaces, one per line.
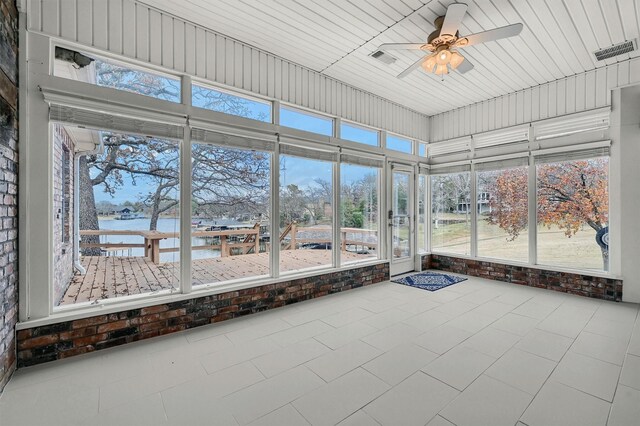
xmin=424 ymin=254 xmax=622 ymax=301
xmin=0 ymin=0 xmax=19 ymax=394
xmin=16 ymin=263 xmax=389 ymax=367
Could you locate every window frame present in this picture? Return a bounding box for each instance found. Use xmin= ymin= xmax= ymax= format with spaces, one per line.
xmin=191 ymin=81 xmax=274 ymax=123
xmin=339 ymin=162 xmax=382 ymax=265
xmin=52 ymin=45 xmax=183 ymax=103
xmin=534 ymin=155 xmax=611 ymax=272
xmin=278 ymin=104 xmax=335 ymax=137
xmin=339 ymin=120 xmax=380 ymax=147
xmin=385 ymin=132 xmax=414 ymax=154
xmin=19 ymin=35 xmax=618 ymax=328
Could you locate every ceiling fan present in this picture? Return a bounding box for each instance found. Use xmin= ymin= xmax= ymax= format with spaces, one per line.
xmin=378 ymin=3 xmax=523 ymax=78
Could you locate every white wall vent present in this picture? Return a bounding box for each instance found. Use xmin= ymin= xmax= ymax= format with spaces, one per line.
xmin=428 ymin=136 xmax=471 ymax=157
xmin=473 ymin=125 xmax=529 ymax=149
xmin=534 ymin=108 xmax=610 ymax=141
xmin=369 ymin=50 xmax=397 ymax=65
xmin=594 ymin=39 xmax=637 ymax=61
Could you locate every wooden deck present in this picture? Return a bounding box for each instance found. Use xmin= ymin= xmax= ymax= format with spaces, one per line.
xmin=59 ymin=250 xmax=375 ymax=306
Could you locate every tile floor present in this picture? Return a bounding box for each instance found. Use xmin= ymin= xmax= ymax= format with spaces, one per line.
xmin=1 ymin=272 xmax=640 ymax=426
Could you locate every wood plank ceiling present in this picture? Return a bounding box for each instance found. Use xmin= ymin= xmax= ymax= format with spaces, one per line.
xmin=140 ymin=0 xmax=640 ymax=116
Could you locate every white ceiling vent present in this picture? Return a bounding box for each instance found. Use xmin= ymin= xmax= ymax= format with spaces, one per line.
xmin=369 ymin=50 xmax=397 ymax=65
xmin=594 ymin=39 xmax=637 ymax=61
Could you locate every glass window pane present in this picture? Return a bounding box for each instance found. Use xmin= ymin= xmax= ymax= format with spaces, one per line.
xmin=387 ymin=135 xmax=413 ymax=153
xmin=431 ymin=172 xmax=471 ymax=255
xmin=392 ymin=172 xmax=411 ymax=259
xmin=340 ymin=164 xmax=379 ymax=264
xmin=279 ymin=155 xmax=333 ymax=272
xmin=537 ymin=157 xmax=609 ymax=271
xmin=419 ymin=143 xmax=428 ymax=157
xmin=418 ymin=175 xmax=427 ymax=253
xmin=191 ymin=144 xmax=271 ymax=286
xmin=53 ymin=49 xmax=181 ymax=103
xmin=279 ymin=106 xmax=333 ymax=136
xmin=54 ymin=124 xmax=180 ymax=308
xmin=340 ymin=123 xmax=378 ymax=146
xmin=192 ymin=84 xmax=272 ymax=122
xmin=477 ymin=167 xmax=529 ymax=262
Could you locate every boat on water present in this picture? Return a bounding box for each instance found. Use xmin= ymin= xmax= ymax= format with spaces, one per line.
xmin=115 ymin=212 xmax=145 ymax=220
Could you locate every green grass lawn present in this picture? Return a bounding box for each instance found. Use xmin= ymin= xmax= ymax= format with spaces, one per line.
xmin=430 ymin=217 xmax=606 ymax=271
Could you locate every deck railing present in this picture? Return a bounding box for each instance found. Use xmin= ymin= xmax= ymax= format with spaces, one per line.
xmin=80 ymin=223 xmax=377 ymax=264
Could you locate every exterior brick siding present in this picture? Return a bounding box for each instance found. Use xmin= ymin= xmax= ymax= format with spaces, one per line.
xmin=424 ymin=254 xmax=622 ymax=301
xmin=16 ymin=262 xmax=389 ymax=367
xmin=0 ymin=0 xmax=18 ymax=394
xmin=53 ymin=125 xmax=75 ymax=304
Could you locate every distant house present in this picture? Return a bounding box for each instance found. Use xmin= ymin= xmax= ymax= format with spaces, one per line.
xmin=457 ymin=192 xmax=492 ymax=214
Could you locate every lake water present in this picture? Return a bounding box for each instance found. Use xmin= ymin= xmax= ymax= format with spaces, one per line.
xmin=97 ymin=217 xmax=248 ymax=262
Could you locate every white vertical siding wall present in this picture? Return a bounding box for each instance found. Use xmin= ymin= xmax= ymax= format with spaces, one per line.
xmin=26 ymin=0 xmax=429 ymax=141
xmin=430 ymin=58 xmax=640 ymax=142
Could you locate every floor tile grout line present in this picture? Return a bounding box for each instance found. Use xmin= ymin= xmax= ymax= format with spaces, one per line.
xmin=605 ymin=306 xmax=640 ymax=425
xmin=518 ymin=304 xmax=595 ymax=423
xmin=515 ymin=301 xmax=608 ymax=424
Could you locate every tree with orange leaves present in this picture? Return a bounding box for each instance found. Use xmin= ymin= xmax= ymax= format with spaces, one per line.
xmin=487 ymin=158 xmax=609 ymax=269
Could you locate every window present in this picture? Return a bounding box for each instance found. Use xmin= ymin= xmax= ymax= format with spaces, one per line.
xmin=279 ymin=106 xmax=333 ymax=136
xmin=340 ymin=164 xmax=379 ymax=264
xmin=53 ymin=47 xmax=181 ymax=103
xmin=279 ymin=154 xmax=334 ymax=273
xmin=536 ymin=156 xmax=609 ymax=271
xmin=392 ymin=171 xmax=411 ymax=258
xmin=387 ymin=134 xmax=413 ymax=154
xmin=418 ymin=175 xmax=427 ymax=253
xmin=418 ymin=143 xmax=428 ymax=157
xmin=61 ymin=145 xmax=71 ymax=244
xmin=191 ymin=143 xmax=271 ymax=286
xmin=431 ymin=171 xmax=471 ymax=255
xmin=340 ymin=123 xmax=378 ymax=146
xmin=54 ymin=125 xmax=180 ymax=307
xmin=192 ymin=84 xmax=272 ymax=122
xmin=476 ymin=165 xmax=529 ymax=263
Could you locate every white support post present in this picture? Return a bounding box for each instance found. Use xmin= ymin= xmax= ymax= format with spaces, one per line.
xmin=180 ymin=75 xmax=193 ymax=294
xmin=470 ymin=164 xmax=478 ymax=258
xmin=426 ymin=172 xmax=432 ymax=258
xmin=333 ymin=155 xmax=341 ymax=268
xmin=273 ymin=100 xmax=280 ymax=126
xmin=528 ymin=153 xmax=537 ymax=265
xmin=21 ymin=32 xmax=53 ymax=319
xmin=271 ymin=146 xmax=280 ymax=279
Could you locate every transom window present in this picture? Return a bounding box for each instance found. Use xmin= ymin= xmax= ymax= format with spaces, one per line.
xmin=279 ymin=106 xmax=334 ymax=136
xmin=192 ymin=84 xmax=272 ymax=123
xmin=340 ymin=122 xmax=378 ymax=146
xmin=386 ymin=134 xmax=413 ymax=154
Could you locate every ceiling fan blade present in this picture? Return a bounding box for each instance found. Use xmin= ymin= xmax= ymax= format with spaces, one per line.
xmin=378 ymin=43 xmax=426 ymax=51
xmin=458 ymin=23 xmax=523 ymax=47
xmin=456 ymin=57 xmax=474 ymax=74
xmin=397 ymin=55 xmax=429 ymax=79
xmin=440 ymin=3 xmax=468 ymax=36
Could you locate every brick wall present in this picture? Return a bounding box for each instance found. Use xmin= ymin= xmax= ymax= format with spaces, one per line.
xmin=0 ymin=0 xmax=18 ymax=394
xmin=425 ymin=254 xmax=622 ymax=301
xmin=53 ymin=125 xmax=75 ymax=304
xmin=16 ymin=262 xmax=389 ymax=367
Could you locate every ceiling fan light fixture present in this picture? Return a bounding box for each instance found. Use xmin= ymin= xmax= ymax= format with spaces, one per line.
xmin=435 ymin=48 xmax=451 ymax=65
xmin=422 ymin=55 xmax=437 ymax=73
xmin=449 ymin=50 xmax=464 ymax=69
xmin=435 ymin=64 xmax=448 ymax=75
